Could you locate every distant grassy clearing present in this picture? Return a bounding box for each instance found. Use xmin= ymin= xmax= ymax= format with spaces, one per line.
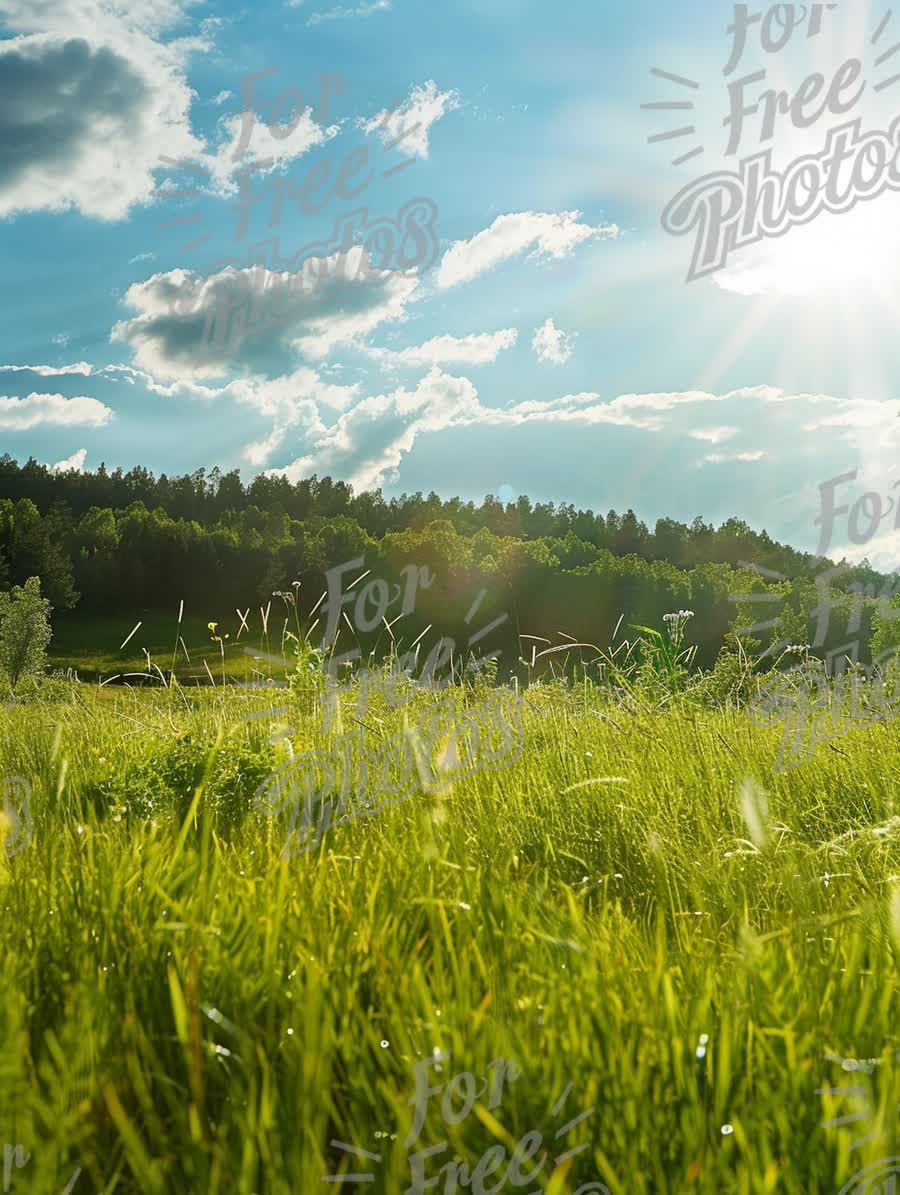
xmin=47 ymin=609 xmax=290 ymax=683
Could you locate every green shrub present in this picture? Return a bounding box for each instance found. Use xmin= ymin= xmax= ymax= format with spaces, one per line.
xmin=0 ymin=576 xmax=52 ymax=690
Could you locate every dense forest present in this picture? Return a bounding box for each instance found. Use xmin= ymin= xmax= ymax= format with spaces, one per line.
xmin=0 ymin=453 xmax=893 ymax=670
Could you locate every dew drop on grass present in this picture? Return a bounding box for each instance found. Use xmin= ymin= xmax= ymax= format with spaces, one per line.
xmin=721 ymin=1124 xmax=734 ymax=1136
xmin=287 ymin=1028 xmax=293 ymax=1036
xmin=380 ymin=1040 xmax=389 ymax=1048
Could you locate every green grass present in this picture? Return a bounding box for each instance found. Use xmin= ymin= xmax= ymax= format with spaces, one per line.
xmin=47 ymin=609 xmax=293 ymax=684
xmin=0 ymin=671 xmax=898 ymax=1194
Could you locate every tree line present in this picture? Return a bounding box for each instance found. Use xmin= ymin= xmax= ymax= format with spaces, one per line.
xmin=0 ymin=454 xmax=891 ymax=670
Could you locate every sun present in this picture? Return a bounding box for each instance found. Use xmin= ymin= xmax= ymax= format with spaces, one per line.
xmin=713 ymin=195 xmax=900 ymax=298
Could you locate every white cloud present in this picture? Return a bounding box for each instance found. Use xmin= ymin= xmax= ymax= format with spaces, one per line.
xmin=0 ymin=362 xmax=94 ymax=376
xmin=832 ymin=527 xmax=900 ymax=570
xmin=211 ymin=89 xmax=232 ymax=105
xmin=359 ymin=79 xmax=459 ymax=161
xmin=51 ymin=447 xmax=87 ymax=472
xmin=269 ymin=377 xmax=687 ymax=490
xmin=503 ymin=391 xmax=600 ymax=415
xmin=307 ymin=1 xmax=391 ymax=26
xmin=120 ymin=362 xmax=358 ymax=412
xmin=703 ymin=451 xmax=767 ymax=464
xmin=129 ymin=251 xmax=156 ymax=264
xmin=51 ymin=332 xmax=71 ymax=347
xmin=273 ymin=367 xmax=481 ymax=489
xmin=0 ymin=1 xmax=205 ymax=37
xmin=437 ymin=211 xmax=619 ymax=289
xmin=689 ymin=426 xmax=738 ymax=444
xmin=0 ymin=393 xmax=112 ymax=429
xmin=102 ymin=360 xmax=358 ymax=469
xmin=370 ymin=329 xmax=518 ymax=369
xmin=0 ymin=2 xmax=207 ymax=220
xmin=261 ymin=381 xmax=848 ymax=492
xmin=202 ymin=106 xmax=339 ymax=194
xmin=245 ymin=427 xmax=291 ymax=467
xmin=531 ymin=318 xmax=573 ymax=365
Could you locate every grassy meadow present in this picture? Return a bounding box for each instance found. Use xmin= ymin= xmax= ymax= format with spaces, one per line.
xmin=46 ymin=610 xmax=273 ymax=685
xmin=0 ymin=650 xmax=898 ymax=1194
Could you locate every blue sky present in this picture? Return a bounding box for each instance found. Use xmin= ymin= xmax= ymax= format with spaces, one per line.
xmin=3 ymin=0 xmax=900 ymax=563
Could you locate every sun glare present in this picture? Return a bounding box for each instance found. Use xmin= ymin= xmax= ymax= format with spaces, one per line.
xmin=714 ymin=197 xmax=900 ymax=298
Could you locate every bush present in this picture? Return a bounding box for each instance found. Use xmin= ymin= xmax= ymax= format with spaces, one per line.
xmin=0 ymin=576 xmax=52 ymax=690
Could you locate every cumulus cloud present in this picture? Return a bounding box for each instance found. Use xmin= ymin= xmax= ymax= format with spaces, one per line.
xmin=0 ymin=393 xmax=112 ymax=429
xmin=273 ymin=367 xmax=481 ymax=489
xmin=0 ymin=2 xmax=339 ymax=208
xmin=437 ymin=211 xmax=619 ymax=289
xmin=359 ymin=79 xmax=459 ymax=161
xmin=292 ymin=266 xmax=418 ymax=361
xmin=0 ymin=0 xmax=206 ymax=220
xmin=369 ymin=329 xmax=518 ymax=369
xmin=203 ymin=105 xmax=339 ymax=194
xmin=531 ymin=318 xmax=573 ymax=365
xmin=110 ymin=248 xmax=420 ymax=378
xmin=51 ymin=447 xmax=88 ymax=472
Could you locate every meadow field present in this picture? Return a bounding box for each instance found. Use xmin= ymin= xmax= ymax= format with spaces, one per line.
xmin=46 ymin=611 xmax=265 ymax=685
xmin=0 ymin=649 xmax=898 ymax=1195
